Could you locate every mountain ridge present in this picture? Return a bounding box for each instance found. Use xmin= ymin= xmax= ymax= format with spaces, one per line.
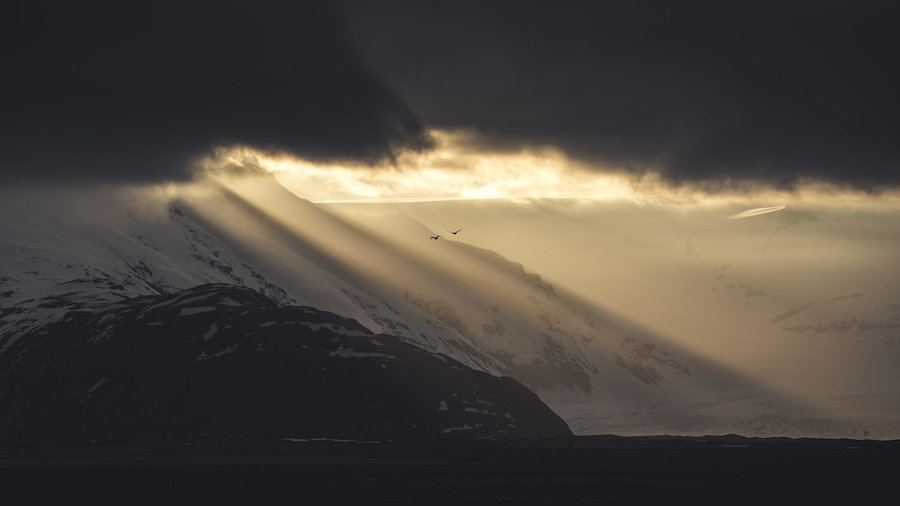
xmin=0 ymin=283 xmax=571 ymax=444
xmin=5 ymin=176 xmax=878 ymax=438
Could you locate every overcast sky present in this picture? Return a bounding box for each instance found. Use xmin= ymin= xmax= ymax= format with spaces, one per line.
xmin=2 ymin=1 xmax=898 ymax=190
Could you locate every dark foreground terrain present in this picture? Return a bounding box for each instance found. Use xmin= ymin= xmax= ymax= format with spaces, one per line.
xmin=1 ymin=284 xmax=570 ymax=444
xmin=1 ymin=435 xmax=897 ymax=505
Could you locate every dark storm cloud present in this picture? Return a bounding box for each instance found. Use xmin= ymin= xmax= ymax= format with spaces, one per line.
xmin=344 ymin=0 xmax=900 ymax=189
xmin=0 ymin=1 xmax=431 ymax=183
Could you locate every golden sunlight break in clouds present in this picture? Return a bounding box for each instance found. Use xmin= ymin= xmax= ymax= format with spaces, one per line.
xmin=203 ymin=129 xmax=900 ymax=209
xmin=206 ymin=130 xmax=636 ymax=202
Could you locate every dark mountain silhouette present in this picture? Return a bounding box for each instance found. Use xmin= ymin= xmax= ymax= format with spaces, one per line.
xmin=0 ymin=284 xmax=570 ymax=444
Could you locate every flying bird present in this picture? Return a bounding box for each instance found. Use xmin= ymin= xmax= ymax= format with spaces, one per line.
xmin=447 ymin=229 xmax=462 ymax=235
xmin=430 ymin=234 xmax=441 ymax=240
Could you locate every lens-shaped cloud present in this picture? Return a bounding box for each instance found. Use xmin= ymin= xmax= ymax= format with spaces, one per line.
xmin=727 ymin=205 xmax=787 ymax=220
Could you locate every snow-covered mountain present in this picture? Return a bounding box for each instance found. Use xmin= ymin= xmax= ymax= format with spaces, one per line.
xmin=1 ymin=178 xmax=693 ymax=401
xmin=3 ymin=176 xmax=896 ymax=439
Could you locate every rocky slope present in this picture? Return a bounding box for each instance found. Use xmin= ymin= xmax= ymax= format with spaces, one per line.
xmin=0 ymin=284 xmax=570 ymax=444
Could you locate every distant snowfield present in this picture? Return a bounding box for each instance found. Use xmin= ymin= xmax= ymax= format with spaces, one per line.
xmin=334 ymin=193 xmax=900 ymax=439
xmin=2 ymin=175 xmax=899 ymax=439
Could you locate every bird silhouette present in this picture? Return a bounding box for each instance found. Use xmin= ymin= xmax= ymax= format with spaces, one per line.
xmin=430 ymin=234 xmax=441 ymax=240
xmin=447 ymin=229 xmax=462 ymax=235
